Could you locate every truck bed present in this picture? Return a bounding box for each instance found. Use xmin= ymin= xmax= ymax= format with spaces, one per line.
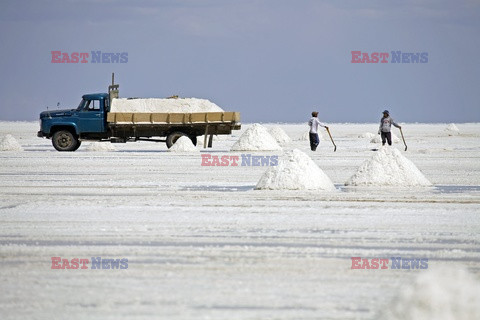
xmin=107 ymin=111 xmax=240 ymax=125
xmin=106 ymin=112 xmax=241 ymax=147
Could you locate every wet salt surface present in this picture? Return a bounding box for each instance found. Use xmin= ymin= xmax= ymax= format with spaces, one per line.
xmin=186 ymin=184 xmax=480 ymax=194
xmin=340 ymin=184 xmax=480 ymax=195
xmin=434 ymin=185 xmax=480 ymax=194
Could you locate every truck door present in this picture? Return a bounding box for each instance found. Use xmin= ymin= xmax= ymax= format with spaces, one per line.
xmin=77 ymin=99 xmax=105 ymax=133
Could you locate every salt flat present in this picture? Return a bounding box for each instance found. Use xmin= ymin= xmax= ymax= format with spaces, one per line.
xmin=0 ymin=121 xmax=479 ymax=319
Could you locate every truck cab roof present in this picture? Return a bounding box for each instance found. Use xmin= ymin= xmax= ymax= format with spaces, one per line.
xmin=82 ymin=93 xmax=109 ymax=100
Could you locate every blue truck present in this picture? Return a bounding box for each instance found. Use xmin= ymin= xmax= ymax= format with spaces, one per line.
xmin=38 ymin=79 xmax=241 ymax=151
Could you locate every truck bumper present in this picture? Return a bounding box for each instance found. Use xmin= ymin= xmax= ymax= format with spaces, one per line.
xmin=37 ymin=131 xmax=46 ymax=138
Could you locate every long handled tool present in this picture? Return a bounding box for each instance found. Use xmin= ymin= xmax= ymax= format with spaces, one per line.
xmin=326 ymin=127 xmax=337 ymax=152
xmin=399 ymin=127 xmax=407 ymax=151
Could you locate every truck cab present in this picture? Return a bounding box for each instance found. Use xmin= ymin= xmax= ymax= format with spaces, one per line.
xmin=38 ymin=93 xmax=109 ymax=151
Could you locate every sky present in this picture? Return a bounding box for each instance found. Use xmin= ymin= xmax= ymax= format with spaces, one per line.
xmin=0 ymin=0 xmax=479 ymax=123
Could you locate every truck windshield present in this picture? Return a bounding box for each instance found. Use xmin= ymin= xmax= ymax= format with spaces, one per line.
xmin=76 ymin=99 xmax=101 ymax=111
xmin=76 ymin=99 xmax=87 ymax=110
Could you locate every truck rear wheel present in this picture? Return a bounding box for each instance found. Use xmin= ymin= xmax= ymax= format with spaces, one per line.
xmin=52 ymin=130 xmax=80 ymax=151
xmin=190 ymin=135 xmax=197 ymax=146
xmin=166 ymin=132 xmax=197 ymax=148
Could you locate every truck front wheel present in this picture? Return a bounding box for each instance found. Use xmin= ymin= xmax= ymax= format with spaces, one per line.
xmin=52 ymin=130 xmax=81 ymax=151
xmin=166 ymin=132 xmax=197 ymax=148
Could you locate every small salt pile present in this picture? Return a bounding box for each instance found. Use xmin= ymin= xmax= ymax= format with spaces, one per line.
xmin=86 ymin=142 xmax=116 ymax=152
xmin=255 ymin=149 xmax=336 ymax=190
xmin=370 ymin=133 xmax=400 ymax=143
xmin=231 ymin=124 xmax=282 ymax=151
xmin=0 ymin=134 xmax=23 ymax=151
xmin=376 ymin=267 xmax=480 ymax=320
xmin=168 ymin=136 xmax=199 ymax=152
xmin=445 ymin=123 xmax=460 ymax=136
xmin=110 ymin=98 xmax=223 ymax=113
xmin=268 ymin=126 xmax=292 ymax=145
xmin=345 ymin=146 xmax=431 ymax=186
xmin=358 ymin=132 xmax=376 ymax=139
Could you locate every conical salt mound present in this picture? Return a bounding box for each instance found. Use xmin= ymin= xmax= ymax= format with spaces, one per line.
xmin=268 ymin=126 xmax=292 ymax=144
xmin=255 ymin=149 xmax=336 ymax=190
xmin=345 ymin=146 xmax=431 ymax=186
xmin=168 ymin=136 xmax=199 ymax=152
xmin=376 ymin=267 xmax=480 ymax=320
xmin=231 ymin=124 xmax=282 ymax=151
xmin=0 ymin=134 xmax=23 ymax=151
xmin=445 ymin=123 xmax=460 ymax=136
